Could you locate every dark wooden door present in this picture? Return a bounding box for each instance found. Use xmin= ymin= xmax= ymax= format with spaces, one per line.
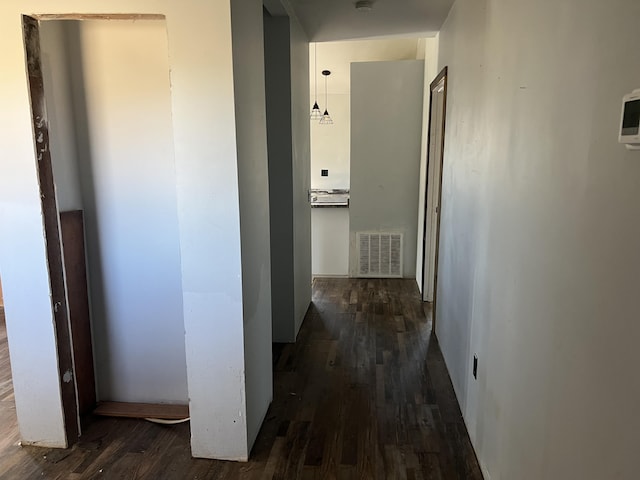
xmin=60 ymin=210 xmax=96 ymax=417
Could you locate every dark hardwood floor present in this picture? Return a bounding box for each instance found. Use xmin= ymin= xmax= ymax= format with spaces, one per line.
xmin=0 ymin=279 xmax=482 ymax=479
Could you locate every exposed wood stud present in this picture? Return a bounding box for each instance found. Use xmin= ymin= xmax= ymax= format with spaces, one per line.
xmin=32 ymin=13 xmax=165 ymax=21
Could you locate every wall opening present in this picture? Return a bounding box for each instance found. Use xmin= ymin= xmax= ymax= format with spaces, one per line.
xmin=26 ymin=15 xmax=188 ymax=443
xmin=309 ymin=39 xmax=428 ymax=281
xmin=421 ymin=67 xmax=448 ymax=323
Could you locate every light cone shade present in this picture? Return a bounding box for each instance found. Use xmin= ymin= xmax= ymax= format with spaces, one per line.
xmin=310 ymin=101 xmax=322 ymax=119
xmin=319 ymin=109 xmax=333 ymax=125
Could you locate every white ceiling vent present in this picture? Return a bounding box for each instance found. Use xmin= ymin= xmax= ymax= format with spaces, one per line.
xmin=357 ymin=232 xmax=403 ymax=278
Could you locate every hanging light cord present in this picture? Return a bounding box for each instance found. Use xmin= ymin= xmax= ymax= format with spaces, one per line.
xmin=324 ymin=73 xmax=328 ymax=112
xmin=320 ymin=70 xmax=333 ymax=124
xmin=314 ymin=44 xmax=318 ymax=102
xmin=311 ymin=44 xmax=322 ymax=119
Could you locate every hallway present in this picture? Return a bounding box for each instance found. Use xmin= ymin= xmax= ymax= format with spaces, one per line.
xmin=0 ymin=279 xmax=482 ymax=479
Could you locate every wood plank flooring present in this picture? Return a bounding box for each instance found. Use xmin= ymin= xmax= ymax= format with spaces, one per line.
xmin=0 ymin=278 xmax=483 ymax=479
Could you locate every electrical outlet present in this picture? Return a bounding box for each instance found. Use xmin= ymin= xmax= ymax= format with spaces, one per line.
xmin=321 ymin=169 xmax=328 ymax=177
xmin=473 ymin=355 xmax=478 ymax=379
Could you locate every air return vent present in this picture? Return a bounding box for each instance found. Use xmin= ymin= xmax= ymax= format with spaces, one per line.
xmin=357 ymin=232 xmax=403 ymax=278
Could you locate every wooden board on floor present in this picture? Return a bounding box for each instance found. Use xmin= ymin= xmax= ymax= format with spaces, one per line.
xmin=94 ymin=402 xmax=189 ymax=420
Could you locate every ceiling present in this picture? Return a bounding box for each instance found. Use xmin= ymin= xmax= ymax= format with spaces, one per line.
xmin=284 ymin=0 xmax=455 ymax=42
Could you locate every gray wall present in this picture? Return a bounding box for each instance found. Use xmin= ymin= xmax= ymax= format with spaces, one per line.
xmin=437 ymin=0 xmax=640 ymax=478
xmin=230 ymin=0 xmax=274 ymax=449
xmin=264 ymin=14 xmax=295 ymax=342
xmin=349 ymin=60 xmax=424 ymax=277
xmin=289 ymin=17 xmax=312 ymax=334
xmin=263 ymin=11 xmax=311 ymax=342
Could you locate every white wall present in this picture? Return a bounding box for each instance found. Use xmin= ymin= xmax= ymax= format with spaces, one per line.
xmin=310 ymin=94 xmax=350 ymax=189
xmin=0 ymin=0 xmax=253 ymax=460
xmin=437 ymin=0 xmax=640 ymax=478
xmin=168 ymin=1 xmax=250 ymax=458
xmin=230 ymin=0 xmax=273 ymax=450
xmin=311 ymin=208 xmax=349 ymax=276
xmin=310 ymin=90 xmax=349 ymax=278
xmin=62 ymin=19 xmax=188 ymax=405
xmin=350 ymin=60 xmax=424 ymax=278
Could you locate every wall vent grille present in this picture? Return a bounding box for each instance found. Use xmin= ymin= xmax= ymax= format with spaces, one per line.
xmin=357 ymin=232 xmax=403 ymax=278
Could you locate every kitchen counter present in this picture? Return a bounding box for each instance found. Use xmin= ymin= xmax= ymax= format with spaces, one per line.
xmin=310 ymin=189 xmax=349 ymax=208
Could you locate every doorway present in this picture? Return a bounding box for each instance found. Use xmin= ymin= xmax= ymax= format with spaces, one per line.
xmin=421 ymin=67 xmax=448 ymax=328
xmin=309 ymin=39 xmax=431 ymax=280
xmin=23 ymin=14 xmax=188 ymax=445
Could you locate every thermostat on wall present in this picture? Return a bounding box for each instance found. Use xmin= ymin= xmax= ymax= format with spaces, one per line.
xmin=619 ymin=89 xmax=640 ymax=150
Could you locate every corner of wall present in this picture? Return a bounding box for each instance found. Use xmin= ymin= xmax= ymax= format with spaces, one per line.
xmin=230 ymin=0 xmax=274 ymax=456
xmin=290 ymin=13 xmax=312 ymax=340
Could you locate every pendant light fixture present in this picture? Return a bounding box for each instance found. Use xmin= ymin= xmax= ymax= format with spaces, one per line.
xmin=319 ymin=70 xmax=333 ymax=125
xmin=310 ymin=43 xmax=322 ymax=119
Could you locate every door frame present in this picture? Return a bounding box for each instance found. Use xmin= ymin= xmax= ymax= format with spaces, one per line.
xmin=22 ymin=14 xmax=79 ymax=445
xmin=22 ymin=12 xmax=165 ymax=446
xmin=420 ymin=66 xmax=448 ymax=332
